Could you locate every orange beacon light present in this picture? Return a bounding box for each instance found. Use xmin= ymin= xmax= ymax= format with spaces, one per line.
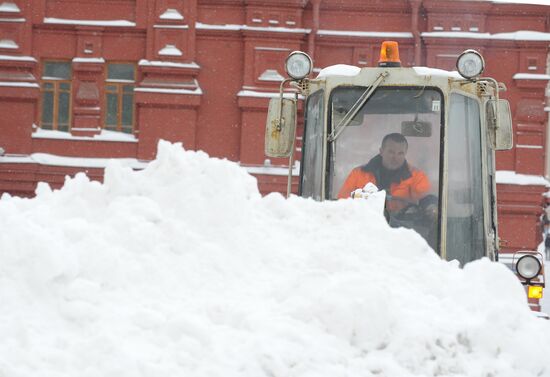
xmin=378 ymin=41 xmax=402 ymax=67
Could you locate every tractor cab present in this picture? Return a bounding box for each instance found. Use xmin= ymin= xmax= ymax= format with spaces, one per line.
xmin=265 ymin=41 xmax=546 ymax=311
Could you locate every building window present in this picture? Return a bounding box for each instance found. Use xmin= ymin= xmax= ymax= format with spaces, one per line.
xmin=40 ymin=61 xmax=72 ymax=132
xmin=105 ymin=63 xmax=135 ymax=134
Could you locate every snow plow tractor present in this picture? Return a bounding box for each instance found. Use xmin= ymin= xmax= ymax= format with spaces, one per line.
xmin=264 ymin=41 xmax=546 ymax=315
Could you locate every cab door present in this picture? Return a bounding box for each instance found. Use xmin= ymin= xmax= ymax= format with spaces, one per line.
xmin=445 ymin=93 xmax=486 ymax=264
xmin=300 ymin=90 xmax=325 ymax=200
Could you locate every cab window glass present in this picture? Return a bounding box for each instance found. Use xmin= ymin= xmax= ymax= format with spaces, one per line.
xmin=330 ymin=87 xmax=442 ymax=250
xmin=300 ymin=90 xmax=324 ymax=200
xmin=447 ymin=93 xmax=485 ymax=265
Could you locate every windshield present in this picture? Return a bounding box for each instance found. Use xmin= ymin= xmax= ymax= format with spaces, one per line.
xmin=329 ymin=86 xmax=442 ymax=250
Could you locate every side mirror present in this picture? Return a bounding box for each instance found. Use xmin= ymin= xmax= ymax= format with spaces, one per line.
xmin=265 ymin=97 xmax=297 ymax=158
xmin=488 ymin=99 xmax=513 ymax=151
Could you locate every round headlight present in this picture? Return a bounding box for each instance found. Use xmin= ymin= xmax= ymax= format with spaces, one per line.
xmin=285 ymin=51 xmax=312 ymax=80
xmin=516 ymin=255 xmax=541 ymax=280
xmin=456 ymin=50 xmax=485 ymax=79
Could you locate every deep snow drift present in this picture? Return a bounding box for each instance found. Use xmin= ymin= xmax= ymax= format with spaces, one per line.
xmin=1 ymin=141 xmax=549 ymax=377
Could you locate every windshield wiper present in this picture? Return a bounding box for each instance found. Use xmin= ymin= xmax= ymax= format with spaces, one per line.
xmin=328 ymin=71 xmax=389 ymax=142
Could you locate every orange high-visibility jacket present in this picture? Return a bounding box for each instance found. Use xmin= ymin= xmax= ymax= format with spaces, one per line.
xmin=338 ymin=155 xmax=431 ymax=210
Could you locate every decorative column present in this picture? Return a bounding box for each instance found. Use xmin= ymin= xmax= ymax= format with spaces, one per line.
xmin=410 ymin=0 xmax=422 ymax=66
xmin=307 ymin=0 xmax=320 ymax=58
xmin=71 ymin=27 xmax=105 ymax=137
xmin=0 ymin=0 xmax=38 ymax=154
xmin=238 ymin=0 xmax=308 ymax=166
xmin=495 ymin=39 xmax=550 ymax=252
xmin=135 ymin=0 xmax=202 ymax=159
xmin=512 ymin=78 xmax=548 ymax=175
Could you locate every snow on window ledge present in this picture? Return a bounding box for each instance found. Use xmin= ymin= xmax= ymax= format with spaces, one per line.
xmin=258 ymin=69 xmax=284 ymax=82
xmin=496 ymin=170 xmax=550 ymax=186
xmin=0 ymin=153 xmax=148 ymax=169
xmin=0 ymin=17 xmax=24 ymax=23
xmin=43 ymin=18 xmax=136 ymax=27
xmin=0 ymin=39 xmax=18 ymax=49
xmin=134 ymin=87 xmax=203 ymax=95
xmin=237 ymin=90 xmax=301 ymax=99
xmin=492 ymin=0 xmax=550 ymax=5
xmin=0 ymin=81 xmax=39 ymax=88
xmin=158 ymin=45 xmax=183 ymax=56
xmin=242 ymin=163 xmax=299 ymax=177
xmin=153 ymin=24 xmax=188 ymax=29
xmin=0 ymin=2 xmax=20 ymax=12
xmin=513 ymin=73 xmax=550 ymax=80
xmin=72 ymin=57 xmax=105 ymax=63
xmin=318 ymin=30 xmax=413 ymax=38
xmin=32 ymin=128 xmax=138 ymax=143
xmin=138 ymin=60 xmax=200 ymax=69
xmin=422 ymin=30 xmax=550 ymax=41
xmin=195 ymin=22 xmax=310 ymax=34
xmin=0 ymin=54 xmax=36 ymax=62
xmin=159 ymin=9 xmax=184 ymax=21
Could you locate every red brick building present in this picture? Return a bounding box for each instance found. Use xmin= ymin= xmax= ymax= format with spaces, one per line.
xmin=1 ymin=0 xmax=549 ymax=252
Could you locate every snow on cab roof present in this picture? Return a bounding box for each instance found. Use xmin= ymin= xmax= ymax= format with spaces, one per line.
xmin=316 ymin=64 xmax=361 ymax=78
xmin=412 ymin=67 xmax=463 ymax=79
xmin=316 ymin=65 xmax=462 ymax=79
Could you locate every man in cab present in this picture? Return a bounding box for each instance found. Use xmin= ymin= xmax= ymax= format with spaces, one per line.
xmin=338 ymin=132 xmax=437 ymax=219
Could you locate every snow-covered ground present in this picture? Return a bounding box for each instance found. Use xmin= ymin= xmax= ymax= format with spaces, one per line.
xmin=1 ymin=141 xmax=550 ymax=377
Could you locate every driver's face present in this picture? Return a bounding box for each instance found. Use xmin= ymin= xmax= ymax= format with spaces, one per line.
xmin=380 ymin=140 xmax=407 ymax=170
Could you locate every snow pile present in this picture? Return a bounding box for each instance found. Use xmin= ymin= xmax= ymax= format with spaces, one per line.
xmin=1 ymin=141 xmax=549 ymax=377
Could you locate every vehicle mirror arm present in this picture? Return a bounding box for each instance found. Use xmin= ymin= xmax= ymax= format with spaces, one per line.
xmin=478 ymin=77 xmax=501 ymax=95
xmin=328 ymin=71 xmax=389 ymax=142
xmin=275 ymin=78 xmax=297 ymax=132
xmin=276 ymin=78 xmax=299 ymax=198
